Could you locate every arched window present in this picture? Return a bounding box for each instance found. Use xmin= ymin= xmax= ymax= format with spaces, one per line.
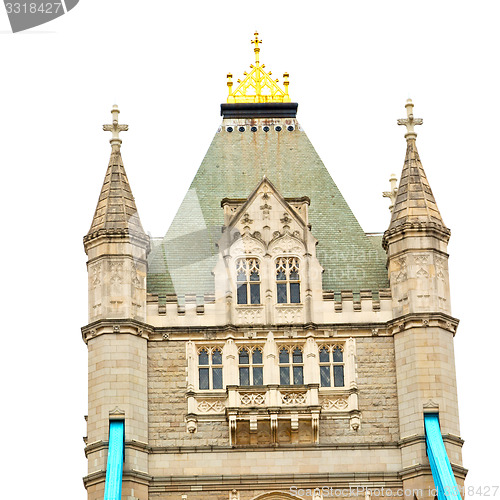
xmin=238 ymin=347 xmax=264 ymax=386
xmin=276 ymin=257 xmax=300 ymax=304
xmin=319 ymin=345 xmax=344 ymax=387
xmin=198 ymin=347 xmax=223 ymax=390
xmin=236 ymin=258 xmax=261 ymax=305
xmin=279 ymin=346 xmax=304 ymax=385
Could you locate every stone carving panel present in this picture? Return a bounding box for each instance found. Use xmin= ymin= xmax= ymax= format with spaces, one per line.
xmin=321 ymin=397 xmax=349 ymax=411
xmin=196 ymin=400 xmax=225 ymax=413
xmin=236 ymin=307 xmax=264 ymax=325
xmin=240 ymin=393 xmax=266 ymax=406
xmin=276 ymin=306 xmax=303 ymax=324
xmin=395 ymin=257 xmax=407 ymax=283
xmin=281 ymin=391 xmax=307 ymax=406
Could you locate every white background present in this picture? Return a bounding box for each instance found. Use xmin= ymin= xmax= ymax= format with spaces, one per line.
xmin=1 ymin=1 xmax=498 ymax=498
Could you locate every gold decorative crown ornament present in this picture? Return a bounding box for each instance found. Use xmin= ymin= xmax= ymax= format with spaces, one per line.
xmin=227 ymin=32 xmax=291 ymax=104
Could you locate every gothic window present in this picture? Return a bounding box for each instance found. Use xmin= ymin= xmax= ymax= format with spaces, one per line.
xmin=238 ymin=347 xmax=264 ymax=386
xmin=276 ymin=257 xmax=301 ymax=304
xmin=279 ymin=346 xmax=304 ymax=385
xmin=236 ymin=258 xmax=261 ymax=305
xmin=198 ymin=347 xmax=223 ymax=390
xmin=319 ymin=345 xmax=345 ymax=387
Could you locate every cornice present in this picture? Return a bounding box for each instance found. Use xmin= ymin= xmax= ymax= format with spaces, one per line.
xmin=81 ymin=314 xmax=460 ymax=344
xmin=85 ymin=439 xmax=150 ymax=458
xmin=151 ymin=322 xmax=392 ymax=341
xmin=382 ymin=221 xmax=451 ymax=250
xmin=398 ymin=433 xmax=464 ymax=448
xmin=399 ymin=463 xmax=467 ymax=481
xmin=83 ymin=469 xmax=152 ymax=488
xmin=150 ymin=471 xmax=402 ymax=492
xmin=387 ymin=312 xmax=459 ymax=337
xmin=81 ymin=318 xmax=153 ymax=344
xmin=149 ymin=441 xmax=400 ymax=454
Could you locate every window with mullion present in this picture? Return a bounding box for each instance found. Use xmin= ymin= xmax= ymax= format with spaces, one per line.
xmin=236 ymin=258 xmax=261 ymax=305
xmin=276 ymin=257 xmax=301 ymax=304
xmin=239 ymin=347 xmax=264 ymax=386
xmin=319 ymin=345 xmax=344 ymax=388
xmin=198 ymin=347 xmax=223 ymax=390
xmin=279 ymin=346 xmax=304 ymax=385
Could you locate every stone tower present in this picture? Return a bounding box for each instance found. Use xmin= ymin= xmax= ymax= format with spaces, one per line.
xmin=82 ymin=36 xmax=466 ymax=500
xmin=382 ymin=100 xmax=463 ymax=496
xmin=83 ymin=106 xmax=150 ymax=499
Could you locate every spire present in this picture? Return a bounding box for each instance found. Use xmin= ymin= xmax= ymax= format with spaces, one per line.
xmin=84 ymin=106 xmax=147 ymax=244
xmin=226 ymin=32 xmax=291 ymax=103
xmin=385 ymin=100 xmax=449 ymax=239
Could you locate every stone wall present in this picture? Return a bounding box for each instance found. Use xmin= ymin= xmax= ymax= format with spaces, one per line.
xmin=149 ymin=340 xmax=229 ymax=447
xmin=148 ymin=335 xmax=399 ymax=448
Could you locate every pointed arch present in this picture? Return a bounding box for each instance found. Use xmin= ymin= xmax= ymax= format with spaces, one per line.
xmin=251 ymin=492 xmax=303 ymax=500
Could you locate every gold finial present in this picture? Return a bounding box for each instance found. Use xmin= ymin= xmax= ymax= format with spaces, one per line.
xmin=103 ymin=105 xmax=128 ymax=151
xmin=227 ymin=32 xmax=291 ymax=104
xmin=251 ymin=31 xmax=262 ymax=65
xmin=397 ymin=99 xmax=423 ymax=140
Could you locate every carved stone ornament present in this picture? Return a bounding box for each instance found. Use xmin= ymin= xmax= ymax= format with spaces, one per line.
xmin=350 ymin=413 xmax=361 ymax=431
xmin=276 ymin=306 xmax=303 ymax=324
xmin=186 ymin=416 xmax=198 ymax=434
xmin=395 ymin=257 xmax=407 ymax=283
xmin=237 ymin=307 xmax=263 ymax=325
xmin=131 ymin=270 xmax=141 ymax=289
xmin=423 ymin=399 xmax=439 ymax=409
xmin=109 ymin=406 xmax=125 ymax=416
xmin=229 ymin=490 xmax=240 ymax=500
xmin=281 ymin=391 xmax=307 ymax=406
xmin=240 ymin=213 xmax=253 ymax=226
xmin=109 ymin=262 xmax=123 ymax=284
xmin=435 ymin=256 xmax=446 ymax=281
xmin=197 ymin=400 xmax=225 ymax=413
xmin=91 ymin=264 xmax=101 ymax=288
xmin=240 ymin=393 xmax=266 ymax=406
xmin=270 ymin=234 xmax=304 ymax=255
xmin=321 ymin=398 xmax=349 ymax=411
xmin=162 ymin=332 xmax=170 ymax=340
xmin=230 ymin=234 xmax=265 ymax=256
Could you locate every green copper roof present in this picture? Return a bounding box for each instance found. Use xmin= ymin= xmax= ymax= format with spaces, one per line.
xmin=148 ymin=120 xmax=388 ymax=299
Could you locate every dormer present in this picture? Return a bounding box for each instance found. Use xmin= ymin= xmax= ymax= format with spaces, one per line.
xmin=213 ymin=177 xmax=324 ymax=326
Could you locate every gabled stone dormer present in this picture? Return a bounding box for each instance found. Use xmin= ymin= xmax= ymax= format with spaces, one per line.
xmin=214 ymin=177 xmax=324 ymax=326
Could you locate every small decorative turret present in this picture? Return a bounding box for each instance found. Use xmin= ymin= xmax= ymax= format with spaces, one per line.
xmin=83 ymin=105 xmax=149 ymax=322
xmin=383 ymin=100 xmax=451 ymax=317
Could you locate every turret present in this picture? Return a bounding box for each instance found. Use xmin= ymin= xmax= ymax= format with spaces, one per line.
xmin=383 ymin=99 xmax=451 ymax=317
xmin=82 ymin=106 xmax=150 ymax=500
xmin=383 ymin=100 xmax=465 ymax=499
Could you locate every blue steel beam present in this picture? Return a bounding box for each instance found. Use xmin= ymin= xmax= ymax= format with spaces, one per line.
xmin=424 ymin=414 xmax=461 ymax=500
xmin=104 ymin=420 xmax=124 ymax=500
